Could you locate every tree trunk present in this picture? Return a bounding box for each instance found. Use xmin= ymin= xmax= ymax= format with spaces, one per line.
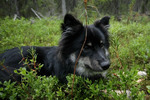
xmin=140 ymin=0 xmax=148 ymax=14
xmin=62 ymin=0 xmax=67 ymax=17
xmin=14 ymin=0 xmax=20 ymax=17
xmin=113 ymin=0 xmax=120 ymax=20
xmin=33 ymin=0 xmax=38 ymax=11
xmin=134 ymin=0 xmax=141 ymax=12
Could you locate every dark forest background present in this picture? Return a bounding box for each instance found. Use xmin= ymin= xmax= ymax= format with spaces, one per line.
xmin=0 ymin=0 xmax=150 ymax=19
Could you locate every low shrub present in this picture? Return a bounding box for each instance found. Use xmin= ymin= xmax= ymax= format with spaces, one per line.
xmin=0 ymin=17 xmax=149 ymax=99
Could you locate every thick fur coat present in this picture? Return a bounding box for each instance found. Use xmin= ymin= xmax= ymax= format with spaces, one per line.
xmin=0 ymin=14 xmax=110 ymax=83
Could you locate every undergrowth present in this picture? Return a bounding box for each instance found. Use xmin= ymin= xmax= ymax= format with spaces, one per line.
xmin=0 ymin=16 xmax=150 ymax=99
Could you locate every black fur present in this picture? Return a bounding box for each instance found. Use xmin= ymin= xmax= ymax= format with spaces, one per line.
xmin=0 ymin=14 xmax=110 ymax=83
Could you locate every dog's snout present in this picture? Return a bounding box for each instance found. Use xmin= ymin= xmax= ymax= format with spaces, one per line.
xmin=101 ymin=61 xmax=110 ymax=70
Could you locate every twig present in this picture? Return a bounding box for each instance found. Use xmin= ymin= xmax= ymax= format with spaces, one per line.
xmin=71 ymin=0 xmax=88 ymax=98
xmin=115 ymin=48 xmax=124 ymax=69
xmin=31 ymin=8 xmax=41 ymax=20
xmin=37 ymin=11 xmax=46 ymax=19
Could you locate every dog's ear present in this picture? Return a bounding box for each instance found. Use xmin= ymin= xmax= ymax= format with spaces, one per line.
xmin=94 ymin=16 xmax=110 ymax=30
xmin=61 ymin=14 xmax=83 ymax=31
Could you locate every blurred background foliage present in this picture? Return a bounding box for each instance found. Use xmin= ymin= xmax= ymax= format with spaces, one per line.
xmin=0 ymin=0 xmax=149 ymax=19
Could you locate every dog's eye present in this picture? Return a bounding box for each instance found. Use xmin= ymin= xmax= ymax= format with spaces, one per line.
xmin=87 ymin=42 xmax=92 ymax=47
xmin=100 ymin=40 xmax=104 ymax=47
xmin=84 ymin=43 xmax=92 ymax=49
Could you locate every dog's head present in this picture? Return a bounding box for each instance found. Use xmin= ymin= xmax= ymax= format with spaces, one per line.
xmin=59 ymin=14 xmax=110 ymax=77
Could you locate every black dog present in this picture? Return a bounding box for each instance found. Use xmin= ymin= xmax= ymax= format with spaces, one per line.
xmin=0 ymin=14 xmax=110 ymax=83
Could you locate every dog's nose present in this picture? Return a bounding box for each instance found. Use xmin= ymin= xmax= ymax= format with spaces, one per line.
xmin=101 ymin=61 xmax=110 ymax=70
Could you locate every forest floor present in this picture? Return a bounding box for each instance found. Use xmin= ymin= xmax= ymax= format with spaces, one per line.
xmin=0 ymin=16 xmax=150 ymax=99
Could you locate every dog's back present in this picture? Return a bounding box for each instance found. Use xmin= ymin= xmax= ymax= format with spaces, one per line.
xmin=0 ymin=46 xmax=56 ymax=82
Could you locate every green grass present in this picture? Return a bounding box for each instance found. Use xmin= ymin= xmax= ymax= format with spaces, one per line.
xmin=0 ymin=17 xmax=61 ymax=53
xmin=0 ymin=16 xmax=150 ymax=99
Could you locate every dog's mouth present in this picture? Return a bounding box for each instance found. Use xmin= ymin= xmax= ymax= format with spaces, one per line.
xmin=85 ymin=64 xmax=103 ymax=72
xmin=85 ymin=61 xmax=110 ymax=72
